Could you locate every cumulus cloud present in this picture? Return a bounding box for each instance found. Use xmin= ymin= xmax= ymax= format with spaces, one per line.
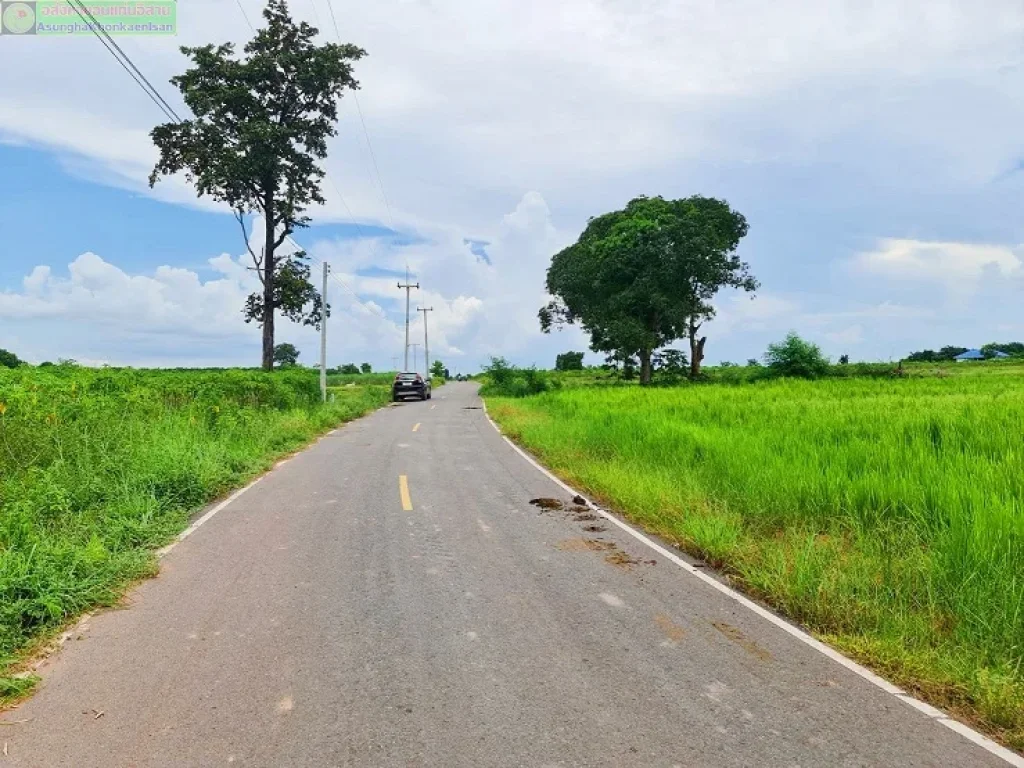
xmin=3 ymin=1 xmax=1024 ymax=366
xmin=0 ymin=252 xmax=257 ymax=336
xmin=0 ymin=192 xmax=580 ymax=369
xmin=2 ymin=1 xmax=1022 ymax=232
xmin=853 ymin=238 xmax=1023 ymax=296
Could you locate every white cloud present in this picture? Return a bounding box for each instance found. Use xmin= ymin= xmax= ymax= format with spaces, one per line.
xmin=3 ymin=1 xmax=1024 ymax=366
xmin=853 ymin=238 xmax=1023 ymax=295
xmin=0 ymin=251 xmax=256 ymax=335
xmin=0 ymin=192 xmax=579 ymax=369
xmin=1 ymin=1 xmax=1022 ymax=232
xmin=824 ymin=324 xmax=865 ymax=346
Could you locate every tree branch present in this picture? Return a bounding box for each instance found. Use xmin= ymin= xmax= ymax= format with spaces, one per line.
xmin=235 ymin=208 xmax=265 ymax=284
xmin=272 ymin=222 xmax=294 ymax=252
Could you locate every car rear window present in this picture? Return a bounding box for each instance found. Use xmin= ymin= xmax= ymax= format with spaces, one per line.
xmin=397 ymin=374 xmax=419 ymax=380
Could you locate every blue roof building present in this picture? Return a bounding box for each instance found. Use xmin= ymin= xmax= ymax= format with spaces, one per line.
xmin=954 ymin=349 xmax=1009 ymax=361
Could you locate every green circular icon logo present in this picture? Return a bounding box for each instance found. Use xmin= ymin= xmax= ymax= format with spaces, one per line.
xmin=3 ymin=2 xmax=36 ymax=34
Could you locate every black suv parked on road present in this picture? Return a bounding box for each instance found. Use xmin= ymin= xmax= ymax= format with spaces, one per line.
xmin=392 ymin=372 xmax=431 ymax=401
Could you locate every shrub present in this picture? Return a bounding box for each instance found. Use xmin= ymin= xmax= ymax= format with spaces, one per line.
xmin=653 ymin=349 xmax=688 ymax=383
xmin=480 ymin=357 xmax=555 ymax=397
xmin=764 ymin=332 xmax=830 ymax=379
xmin=555 ymin=351 xmax=585 ymax=371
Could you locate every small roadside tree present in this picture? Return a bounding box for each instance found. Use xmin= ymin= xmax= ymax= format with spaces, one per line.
xmin=149 ymin=0 xmax=365 ymax=370
xmin=339 ymin=363 xmax=360 ymax=374
xmin=555 ymin=351 xmax=585 ymax=371
xmin=273 ymin=342 xmax=300 ymax=367
xmin=360 ymin=362 xmax=372 ymax=374
xmin=540 ymin=195 xmax=755 ymax=384
xmin=430 ymin=360 xmax=445 ymax=379
xmin=764 ymin=332 xmax=830 ymax=379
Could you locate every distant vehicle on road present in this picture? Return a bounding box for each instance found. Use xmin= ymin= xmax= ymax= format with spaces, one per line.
xmin=392 ymin=372 xmax=431 ymax=401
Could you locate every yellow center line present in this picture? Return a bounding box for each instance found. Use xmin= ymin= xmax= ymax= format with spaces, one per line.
xmin=399 ymin=475 xmax=413 ymax=511
xmin=412 ymin=423 xmax=421 ymax=432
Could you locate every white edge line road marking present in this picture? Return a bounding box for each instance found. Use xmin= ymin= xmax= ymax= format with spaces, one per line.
xmin=481 ymin=402 xmax=1024 ymax=768
xmin=157 ymin=477 xmax=264 ymax=558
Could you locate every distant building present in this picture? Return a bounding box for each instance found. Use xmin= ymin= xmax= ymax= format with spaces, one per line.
xmin=954 ymin=349 xmax=1009 ymax=362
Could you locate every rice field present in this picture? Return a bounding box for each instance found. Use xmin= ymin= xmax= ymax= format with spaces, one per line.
xmin=487 ymin=369 xmax=1024 ymax=747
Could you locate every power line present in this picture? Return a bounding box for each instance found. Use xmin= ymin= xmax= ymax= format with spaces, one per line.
xmin=302 ymin=249 xmax=391 ymax=325
xmin=234 ymin=0 xmax=254 ymax=31
xmin=67 ymin=0 xmax=180 ymax=123
xmin=71 ymin=0 xmax=181 ymax=121
xmin=324 ymin=0 xmax=397 ymax=231
xmin=350 ymin=93 xmax=395 ymax=230
xmin=231 ymin=1 xmax=390 ymax=252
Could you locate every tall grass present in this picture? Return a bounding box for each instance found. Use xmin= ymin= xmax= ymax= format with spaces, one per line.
xmin=327 ymin=371 xmax=399 ymax=387
xmin=0 ymin=366 xmax=388 ymax=699
xmin=488 ymin=373 xmax=1024 ymax=747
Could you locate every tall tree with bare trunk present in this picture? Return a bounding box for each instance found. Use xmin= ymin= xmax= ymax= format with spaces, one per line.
xmin=149 ymin=0 xmax=364 ymax=369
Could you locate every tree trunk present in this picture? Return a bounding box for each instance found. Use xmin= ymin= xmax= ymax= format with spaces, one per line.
xmin=261 ymin=201 xmax=276 ymax=371
xmin=639 ymin=347 xmax=653 ymax=385
xmin=688 ymin=319 xmax=706 ymax=379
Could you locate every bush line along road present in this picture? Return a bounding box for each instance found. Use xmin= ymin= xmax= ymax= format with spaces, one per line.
xmin=0 ymin=369 xmax=1018 ymax=766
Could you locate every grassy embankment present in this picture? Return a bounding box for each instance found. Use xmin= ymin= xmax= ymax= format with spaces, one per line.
xmin=486 ymin=363 xmax=1024 ymax=748
xmin=0 ymin=366 xmax=388 ymax=702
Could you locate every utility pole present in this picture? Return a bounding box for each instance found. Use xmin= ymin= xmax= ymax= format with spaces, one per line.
xmin=391 ymin=356 xmax=401 ymax=372
xmin=409 ymin=343 xmax=421 ymax=375
xmin=417 ymin=306 xmax=433 ymax=378
xmin=397 ymin=267 xmax=419 ymax=371
xmin=320 ymin=261 xmax=328 ymax=403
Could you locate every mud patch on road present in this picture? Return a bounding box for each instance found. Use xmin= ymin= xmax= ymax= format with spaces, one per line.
xmin=556 ymin=538 xmax=616 ymax=552
xmin=711 ymin=620 xmax=773 ymax=662
xmin=582 ymin=524 xmax=607 ymax=533
xmin=654 ymin=613 xmax=687 ymax=642
xmin=530 ymin=497 xmax=564 ymax=511
xmin=605 ymin=550 xmax=641 ymax=569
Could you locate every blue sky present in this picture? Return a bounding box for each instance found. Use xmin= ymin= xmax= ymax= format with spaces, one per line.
xmin=1 ymin=0 xmax=1022 ymax=370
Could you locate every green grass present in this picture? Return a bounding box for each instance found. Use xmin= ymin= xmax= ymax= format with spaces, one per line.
xmin=487 ymin=368 xmax=1024 ymax=748
xmin=327 ymin=371 xmax=398 ymax=387
xmin=327 ymin=371 xmax=447 ymax=388
xmin=0 ymin=366 xmax=388 ymax=702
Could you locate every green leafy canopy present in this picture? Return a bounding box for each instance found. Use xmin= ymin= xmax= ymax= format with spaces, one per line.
xmin=540 ymin=195 xmax=756 ymax=382
xmin=149 ymin=0 xmax=365 ymax=368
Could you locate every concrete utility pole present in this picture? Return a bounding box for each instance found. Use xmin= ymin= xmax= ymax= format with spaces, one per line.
xmin=320 ymin=261 xmax=328 ymax=403
xmin=417 ymin=306 xmax=433 ymax=378
xmin=397 ymin=267 xmax=419 ymax=371
xmin=409 ymin=343 xmax=421 ymax=375
xmin=391 ymin=356 xmax=401 ymax=372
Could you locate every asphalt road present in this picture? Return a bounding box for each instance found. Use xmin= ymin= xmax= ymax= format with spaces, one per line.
xmin=0 ymin=382 xmax=1011 ymax=767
